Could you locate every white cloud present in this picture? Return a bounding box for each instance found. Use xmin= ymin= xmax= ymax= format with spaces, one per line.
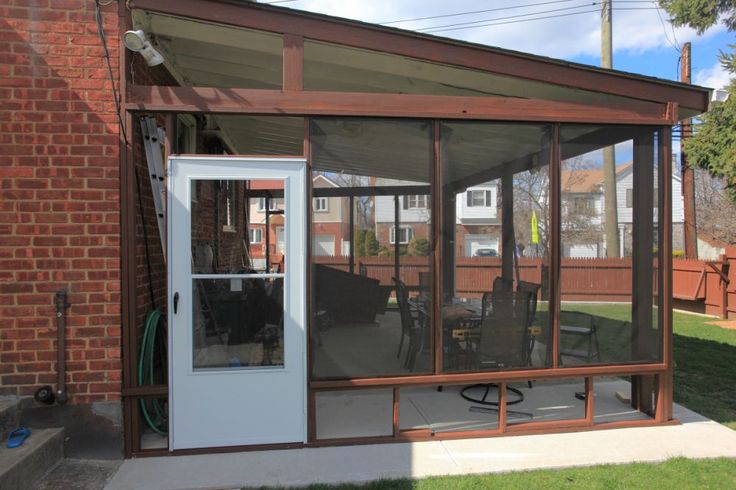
xmin=285 ymin=0 xmax=725 ymax=61
xmin=694 ymin=60 xmax=732 ymax=89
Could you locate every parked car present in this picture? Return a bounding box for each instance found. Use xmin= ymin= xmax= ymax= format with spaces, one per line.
xmin=474 ymin=248 xmax=498 ymax=257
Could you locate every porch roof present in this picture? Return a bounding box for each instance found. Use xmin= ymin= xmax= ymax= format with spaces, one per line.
xmin=128 ymin=0 xmax=711 ymax=119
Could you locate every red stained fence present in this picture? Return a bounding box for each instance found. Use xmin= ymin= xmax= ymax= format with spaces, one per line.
xmin=672 ymin=253 xmax=733 ymax=319
xmin=313 ymin=253 xmax=734 ymax=317
xmin=313 ymin=256 xmax=633 ymax=302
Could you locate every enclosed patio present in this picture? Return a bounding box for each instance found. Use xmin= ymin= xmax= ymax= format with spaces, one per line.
xmin=119 ymin=0 xmax=710 ymax=457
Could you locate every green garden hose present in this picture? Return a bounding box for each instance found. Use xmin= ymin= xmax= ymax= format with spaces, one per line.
xmin=138 ymin=309 xmax=168 ymax=435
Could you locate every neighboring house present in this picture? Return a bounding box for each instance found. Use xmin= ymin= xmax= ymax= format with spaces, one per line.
xmin=248 ymin=174 xmax=350 ymax=261
xmin=562 ymin=162 xmax=684 ymax=258
xmin=311 ymin=174 xmax=352 ymax=256
xmin=374 ymin=178 xmax=431 ymax=250
xmin=374 ymin=179 xmax=500 ymax=257
xmin=454 ymin=182 xmax=501 ymax=257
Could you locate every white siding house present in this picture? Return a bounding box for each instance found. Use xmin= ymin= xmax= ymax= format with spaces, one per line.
xmin=562 ymin=162 xmax=683 ymax=258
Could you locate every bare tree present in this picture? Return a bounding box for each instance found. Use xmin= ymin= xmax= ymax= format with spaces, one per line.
xmin=317 ymin=171 xmax=373 ymax=229
xmin=560 ymin=157 xmax=604 ymax=249
xmin=694 ymin=168 xmax=736 ymax=245
xmin=513 ymin=166 xmax=550 ymax=257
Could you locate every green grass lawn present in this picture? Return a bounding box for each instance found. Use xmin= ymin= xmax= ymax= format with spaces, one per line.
xmin=671 ymin=310 xmax=736 ymax=430
xmin=535 ymin=304 xmax=736 ymax=429
xmin=254 ymin=457 xmax=736 ymax=489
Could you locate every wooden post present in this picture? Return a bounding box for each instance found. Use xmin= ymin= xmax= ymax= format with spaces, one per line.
xmin=681 ymin=42 xmax=698 ymax=259
xmin=601 ymin=0 xmax=620 ymax=258
xmin=631 ymin=131 xmax=656 ymax=416
xmin=501 ymin=171 xmax=514 ymax=281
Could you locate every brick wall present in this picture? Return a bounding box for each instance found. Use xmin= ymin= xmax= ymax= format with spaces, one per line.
xmin=0 ymin=1 xmax=123 ymax=402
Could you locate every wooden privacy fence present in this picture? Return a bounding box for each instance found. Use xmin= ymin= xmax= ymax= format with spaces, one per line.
xmin=313 ymin=256 xmax=634 ymax=302
xmin=672 ymin=254 xmax=733 ymax=318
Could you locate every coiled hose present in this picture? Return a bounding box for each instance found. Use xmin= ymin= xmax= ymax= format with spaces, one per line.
xmin=138 ymin=309 xmax=168 ymax=435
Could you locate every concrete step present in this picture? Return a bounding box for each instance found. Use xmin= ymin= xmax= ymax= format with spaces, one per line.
xmin=0 ymin=427 xmax=65 ymax=490
xmin=0 ymin=396 xmax=21 ymax=443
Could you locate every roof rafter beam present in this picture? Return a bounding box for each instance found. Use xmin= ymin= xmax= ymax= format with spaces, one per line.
xmin=126 ymin=85 xmax=674 ymax=126
xmin=127 ymin=0 xmax=709 ymax=113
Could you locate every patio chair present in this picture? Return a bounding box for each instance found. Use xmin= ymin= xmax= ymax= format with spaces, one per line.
xmin=559 ymin=311 xmax=601 ymax=364
xmin=480 ymin=276 xmax=514 ymax=320
xmin=392 ymin=277 xmax=426 ymax=371
xmin=460 ymin=289 xmax=533 ymax=408
xmin=515 ymin=280 xmax=542 ymax=367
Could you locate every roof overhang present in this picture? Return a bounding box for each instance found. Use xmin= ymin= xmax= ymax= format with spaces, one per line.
xmin=127 ymin=0 xmax=711 ymax=119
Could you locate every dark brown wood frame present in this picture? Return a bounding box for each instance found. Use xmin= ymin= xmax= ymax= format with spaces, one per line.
xmin=127 ymin=0 xmax=709 ymax=114
xmin=118 ymin=1 xmax=683 ymax=457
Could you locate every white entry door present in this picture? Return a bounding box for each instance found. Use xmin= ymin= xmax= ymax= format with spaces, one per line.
xmin=168 ymin=156 xmax=306 ymax=450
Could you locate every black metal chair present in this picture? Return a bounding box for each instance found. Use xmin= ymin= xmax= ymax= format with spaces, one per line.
xmin=461 ymin=290 xmax=533 ymax=409
xmin=392 ymin=277 xmax=426 ymax=371
xmin=559 ymin=311 xmax=601 ymax=364
xmin=516 ymin=280 xmax=542 ymax=368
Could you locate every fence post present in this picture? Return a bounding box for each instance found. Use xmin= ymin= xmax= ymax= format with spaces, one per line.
xmin=720 ymin=254 xmax=728 ymax=319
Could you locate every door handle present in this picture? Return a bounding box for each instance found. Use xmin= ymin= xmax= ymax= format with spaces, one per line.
xmin=173 ymin=292 xmax=179 ymax=314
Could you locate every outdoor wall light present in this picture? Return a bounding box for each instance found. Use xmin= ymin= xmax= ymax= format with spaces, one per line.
xmin=711 ymin=89 xmax=730 ymax=103
xmin=123 ymin=30 xmax=164 ymax=67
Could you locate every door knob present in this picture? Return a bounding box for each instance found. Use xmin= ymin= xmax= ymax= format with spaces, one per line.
xmin=173 ymin=292 xmax=179 ymax=314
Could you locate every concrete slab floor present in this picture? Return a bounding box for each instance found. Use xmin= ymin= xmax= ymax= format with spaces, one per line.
xmin=36 ymin=459 xmax=121 ymax=490
xmin=105 ymin=402 xmax=736 ymax=490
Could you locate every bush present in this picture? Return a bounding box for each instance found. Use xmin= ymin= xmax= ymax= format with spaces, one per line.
xmin=409 ymin=237 xmax=431 ymax=256
xmin=364 ymin=230 xmax=379 ymax=256
xmin=354 ymin=229 xmax=366 ymax=257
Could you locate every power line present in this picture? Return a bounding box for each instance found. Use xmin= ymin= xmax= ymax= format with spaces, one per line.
xmin=652 ymin=1 xmax=681 ymax=53
xmin=381 ymin=1 xmax=653 ymax=27
xmin=380 ymin=0 xmax=583 ymax=25
xmin=417 ymin=2 xmax=604 ymax=32
xmin=422 ymin=8 xmax=659 ymax=34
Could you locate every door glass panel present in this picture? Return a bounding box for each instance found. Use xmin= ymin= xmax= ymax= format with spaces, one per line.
xmin=192 ymin=278 xmax=284 ymax=370
xmin=191 ymin=178 xmax=286 ymax=274
xmin=190 ymin=178 xmax=287 ymax=370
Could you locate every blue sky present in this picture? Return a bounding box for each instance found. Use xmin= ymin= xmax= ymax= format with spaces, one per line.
xmin=273 ymin=0 xmax=733 ymax=89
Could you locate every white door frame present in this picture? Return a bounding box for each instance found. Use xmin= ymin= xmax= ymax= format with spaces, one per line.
xmin=167 ymin=156 xmax=307 ymax=450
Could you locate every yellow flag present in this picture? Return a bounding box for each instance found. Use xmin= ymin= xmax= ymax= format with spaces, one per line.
xmin=531 ymin=210 xmax=539 ymax=245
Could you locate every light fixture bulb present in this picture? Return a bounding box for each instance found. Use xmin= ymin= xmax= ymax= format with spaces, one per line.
xmin=122 ymin=30 xmax=164 ymax=67
xmin=123 ymin=30 xmax=146 ymax=52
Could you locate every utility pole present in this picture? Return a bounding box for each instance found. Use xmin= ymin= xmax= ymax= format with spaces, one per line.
xmin=680 ymin=42 xmax=698 ymax=258
xmin=601 ymin=0 xmax=620 ymax=257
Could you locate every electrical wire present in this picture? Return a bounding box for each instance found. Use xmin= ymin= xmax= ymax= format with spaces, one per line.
xmin=382 ymin=1 xmax=654 ymax=27
xmin=381 ymin=0 xmax=584 ymax=25
xmin=95 ymin=0 xmax=126 ymax=144
xmin=423 ymin=9 xmax=600 ymax=34
xmin=653 ymin=1 xmax=681 ymax=53
xmin=422 ymin=7 xmax=661 ymax=34
xmin=95 ymin=0 xmax=157 ymax=310
xmin=417 ymin=2 xmax=605 ymax=32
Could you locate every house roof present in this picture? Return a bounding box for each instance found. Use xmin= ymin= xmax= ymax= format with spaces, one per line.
xmin=561 ymin=163 xmax=633 ymax=193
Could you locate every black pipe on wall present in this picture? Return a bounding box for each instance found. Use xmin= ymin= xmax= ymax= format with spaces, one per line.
xmin=55 ymin=289 xmax=70 ymax=405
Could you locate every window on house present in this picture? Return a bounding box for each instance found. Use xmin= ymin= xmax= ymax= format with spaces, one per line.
xmin=403 ymin=195 xmax=427 ymax=209
xmin=466 ymin=189 xmax=492 ymax=207
xmin=313 ymin=197 xmax=329 ymax=212
xmin=573 ymin=197 xmax=594 ymax=213
xmin=258 ymin=197 xmax=280 ymax=211
xmin=390 ymin=226 xmax=414 ymax=244
xmin=248 ymin=228 xmax=262 ymax=244
xmin=222 ymin=180 xmax=237 ymax=232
